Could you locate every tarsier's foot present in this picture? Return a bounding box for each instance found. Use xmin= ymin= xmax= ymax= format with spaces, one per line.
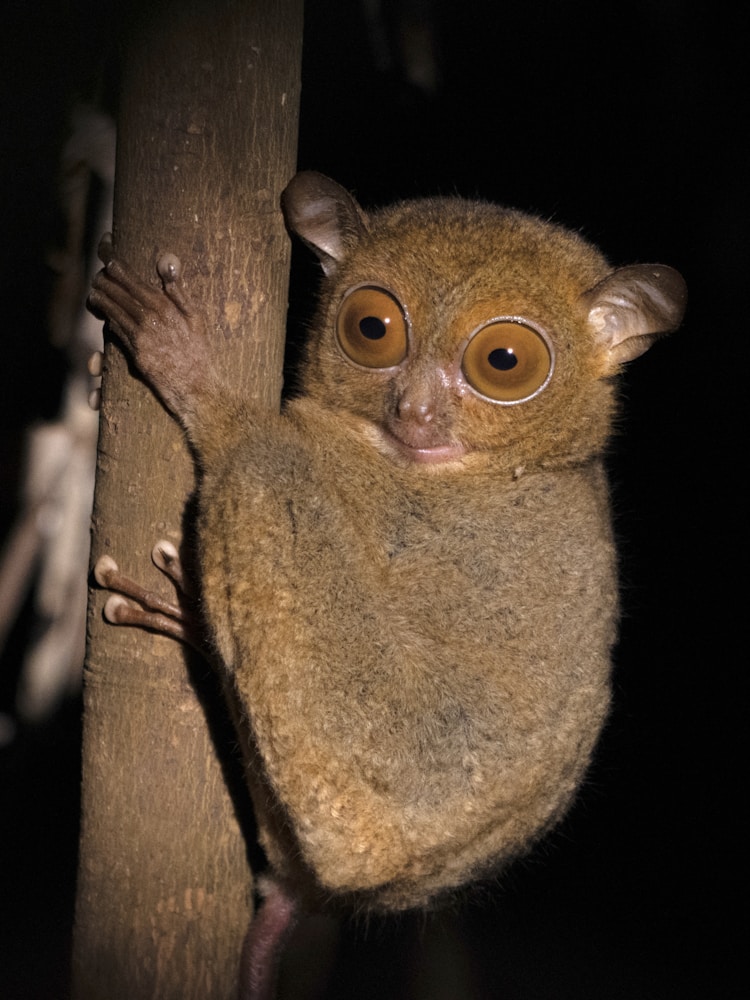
xmin=94 ymin=540 xmax=200 ymax=651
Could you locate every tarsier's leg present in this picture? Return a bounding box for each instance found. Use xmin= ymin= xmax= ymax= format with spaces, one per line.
xmin=94 ymin=540 xmax=200 ymax=650
xmin=96 ymin=544 xmax=298 ymax=1000
xmin=238 ymin=879 xmax=299 ymax=1000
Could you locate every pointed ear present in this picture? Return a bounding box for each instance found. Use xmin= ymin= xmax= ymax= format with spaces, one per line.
xmin=281 ymin=171 xmax=369 ymax=276
xmin=582 ymin=264 xmax=687 ymax=375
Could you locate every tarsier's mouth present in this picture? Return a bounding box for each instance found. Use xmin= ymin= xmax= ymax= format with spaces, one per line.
xmin=377 ymin=427 xmax=467 ymax=465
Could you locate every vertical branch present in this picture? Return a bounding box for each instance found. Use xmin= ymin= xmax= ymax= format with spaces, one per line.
xmin=72 ymin=3 xmax=303 ymax=998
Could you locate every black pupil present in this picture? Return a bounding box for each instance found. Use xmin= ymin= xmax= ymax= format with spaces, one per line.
xmin=488 ymin=347 xmax=517 ymax=370
xmin=360 ymin=316 xmax=387 ymax=340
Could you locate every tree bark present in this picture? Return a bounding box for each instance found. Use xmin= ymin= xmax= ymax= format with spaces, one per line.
xmin=72 ymin=3 xmax=302 ymax=998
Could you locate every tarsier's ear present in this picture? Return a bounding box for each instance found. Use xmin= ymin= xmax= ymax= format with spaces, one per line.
xmin=281 ymin=171 xmax=369 ymax=276
xmin=581 ymin=264 xmax=687 ymax=376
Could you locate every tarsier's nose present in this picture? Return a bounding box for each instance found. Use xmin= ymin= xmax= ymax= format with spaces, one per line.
xmin=396 ymin=365 xmax=450 ymax=427
xmin=397 ymin=387 xmax=434 ymax=425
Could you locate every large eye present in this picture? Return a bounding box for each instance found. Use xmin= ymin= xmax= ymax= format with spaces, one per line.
xmin=336 ymin=286 xmax=408 ymax=369
xmin=461 ymin=320 xmax=553 ymax=403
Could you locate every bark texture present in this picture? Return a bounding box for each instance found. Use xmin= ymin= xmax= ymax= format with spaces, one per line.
xmin=72 ymin=2 xmax=302 ymax=997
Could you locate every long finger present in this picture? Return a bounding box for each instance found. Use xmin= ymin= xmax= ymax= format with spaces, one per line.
xmin=103 ymin=595 xmax=192 ymax=646
xmin=157 ymin=253 xmax=194 ymax=318
xmin=87 ymin=284 xmax=143 ymax=343
xmin=102 ymin=256 xmax=170 ymax=312
xmin=95 ymin=555 xmax=184 ymax=619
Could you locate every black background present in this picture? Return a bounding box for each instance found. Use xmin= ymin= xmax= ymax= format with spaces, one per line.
xmin=1 ymin=1 xmax=745 ymax=997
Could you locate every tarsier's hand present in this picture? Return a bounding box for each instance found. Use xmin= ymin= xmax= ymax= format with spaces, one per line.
xmin=88 ymin=238 xmax=211 ymax=421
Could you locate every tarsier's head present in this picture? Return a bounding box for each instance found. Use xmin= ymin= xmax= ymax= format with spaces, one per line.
xmin=282 ymin=172 xmax=686 ymax=472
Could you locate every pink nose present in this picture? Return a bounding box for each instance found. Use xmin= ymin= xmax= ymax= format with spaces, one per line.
xmin=397 ymin=391 xmax=434 ymax=424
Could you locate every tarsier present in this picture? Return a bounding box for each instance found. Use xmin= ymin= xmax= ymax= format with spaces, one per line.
xmin=88 ymin=172 xmax=686 ymax=998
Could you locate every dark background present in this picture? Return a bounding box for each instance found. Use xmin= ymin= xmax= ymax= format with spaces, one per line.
xmin=1 ymin=1 xmax=745 ymax=997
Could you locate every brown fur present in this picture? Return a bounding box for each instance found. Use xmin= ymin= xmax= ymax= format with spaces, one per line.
xmin=90 ymin=173 xmax=686 ymax=914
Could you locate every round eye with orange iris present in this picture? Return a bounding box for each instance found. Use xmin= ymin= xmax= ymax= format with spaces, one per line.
xmin=336 ymin=286 xmax=408 ymax=369
xmin=461 ymin=320 xmax=554 ymax=403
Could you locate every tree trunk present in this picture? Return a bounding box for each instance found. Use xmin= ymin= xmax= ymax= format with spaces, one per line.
xmin=72 ymin=3 xmax=302 ymax=998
